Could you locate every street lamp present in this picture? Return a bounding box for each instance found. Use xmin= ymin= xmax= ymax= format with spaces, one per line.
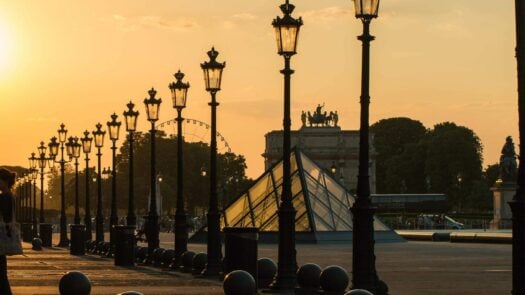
xmin=28 ymin=154 xmax=38 ymax=238
xmin=168 ymin=69 xmax=190 ymax=268
xmin=92 ymin=123 xmax=106 ymax=242
xmin=144 ymin=87 xmax=162 ymax=262
xmin=107 ymin=113 xmax=121 ymax=250
xmin=271 ymin=0 xmax=302 ymax=289
xmin=201 ymin=47 xmax=225 ymax=276
xmin=65 ymin=137 xmax=82 ymax=225
xmin=48 ymin=123 xmax=73 ymax=247
xmin=124 ymin=101 xmax=139 ymax=226
xmin=350 ymin=0 xmax=386 ymax=293
xmin=36 ymin=141 xmax=54 ymax=247
xmin=81 ymin=131 xmax=93 ymax=240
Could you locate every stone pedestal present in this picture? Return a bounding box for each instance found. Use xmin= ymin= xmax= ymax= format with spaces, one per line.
xmin=491 ymin=182 xmax=517 ymax=229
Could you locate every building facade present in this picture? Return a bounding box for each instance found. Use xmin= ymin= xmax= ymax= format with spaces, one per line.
xmin=262 ymin=105 xmax=376 ymax=194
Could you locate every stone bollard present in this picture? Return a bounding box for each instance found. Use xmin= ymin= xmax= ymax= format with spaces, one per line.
xmin=344 ymin=289 xmax=373 ymax=295
xmin=320 ymin=265 xmax=349 ymax=295
xmin=39 ymin=223 xmax=53 ymax=247
xmin=59 ymin=271 xmax=91 ymax=295
xmin=296 ymin=263 xmax=322 ymax=295
xmin=32 ymin=238 xmax=43 ymax=251
xmin=257 ymin=258 xmax=277 ymax=289
xmin=161 ymin=249 xmax=175 ymax=268
xmin=181 ymin=251 xmax=196 ymax=273
xmin=70 ymin=224 xmax=86 ymax=256
xmin=192 ymin=252 xmax=208 ymax=275
xmin=223 ymin=270 xmax=257 ymax=295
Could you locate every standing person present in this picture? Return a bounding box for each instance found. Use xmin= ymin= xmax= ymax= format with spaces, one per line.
xmin=0 ymin=167 xmax=18 ymax=295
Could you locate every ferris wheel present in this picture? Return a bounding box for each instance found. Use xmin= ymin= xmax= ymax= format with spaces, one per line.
xmin=156 ymin=118 xmax=232 ymax=154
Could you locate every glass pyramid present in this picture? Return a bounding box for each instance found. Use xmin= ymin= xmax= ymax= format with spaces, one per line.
xmin=220 ymin=149 xmax=394 ymax=237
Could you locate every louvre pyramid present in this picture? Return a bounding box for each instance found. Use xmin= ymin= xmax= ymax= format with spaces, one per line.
xmin=215 ymin=149 xmax=402 ymax=243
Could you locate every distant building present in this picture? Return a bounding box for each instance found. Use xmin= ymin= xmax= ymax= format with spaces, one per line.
xmin=262 ymin=104 xmax=376 ymax=193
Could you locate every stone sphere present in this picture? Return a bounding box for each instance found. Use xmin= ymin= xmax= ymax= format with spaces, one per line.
xmin=344 ymin=289 xmax=373 ymax=295
xmin=223 ymin=270 xmax=257 ymax=295
xmin=117 ymin=292 xmax=144 ymax=295
xmin=32 ymin=238 xmax=43 ymax=250
xmin=59 ymin=271 xmax=91 ymax=295
xmin=320 ymin=265 xmax=349 ymax=292
xmin=161 ymin=249 xmax=175 ymax=267
xmin=192 ymin=252 xmax=208 ymax=273
xmin=181 ymin=251 xmax=196 ymax=272
xmin=257 ymin=258 xmax=277 ymax=288
xmin=136 ymin=247 xmax=148 ymax=262
xmin=297 ymin=263 xmax=322 ymax=289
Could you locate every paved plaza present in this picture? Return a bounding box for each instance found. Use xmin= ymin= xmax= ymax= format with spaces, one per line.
xmin=6 ymin=232 xmax=512 ymax=294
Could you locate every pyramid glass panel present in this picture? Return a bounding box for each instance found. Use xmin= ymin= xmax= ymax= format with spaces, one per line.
xmin=217 ymin=149 xmax=396 ymax=242
xmin=249 ymin=174 xmax=274 ymax=208
xmin=253 ymin=193 xmax=278 ymax=228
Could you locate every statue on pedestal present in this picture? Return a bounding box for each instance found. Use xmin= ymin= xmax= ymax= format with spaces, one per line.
xmin=303 ymin=104 xmax=339 ymax=127
xmin=499 ymin=136 xmax=517 ymax=183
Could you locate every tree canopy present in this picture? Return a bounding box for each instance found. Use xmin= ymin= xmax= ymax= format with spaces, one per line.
xmin=371 ymin=118 xmax=492 ymax=212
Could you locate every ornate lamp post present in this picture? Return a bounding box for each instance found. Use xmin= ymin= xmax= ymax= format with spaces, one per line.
xmin=144 ymin=88 xmax=162 ymax=261
xmin=123 ymin=101 xmax=139 ymax=226
xmin=271 ymin=0 xmax=302 ymax=289
xmin=107 ymin=113 xmax=121 ymax=248
xmin=67 ymin=137 xmax=82 ymax=224
xmin=92 ymin=123 xmax=106 ymax=242
xmin=168 ymin=70 xmax=190 ymax=268
xmin=81 ymin=131 xmax=93 ymax=240
xmin=48 ymin=123 xmax=73 ymax=247
xmin=36 ymin=141 xmax=54 ymax=247
xmin=350 ymin=0 xmax=386 ymax=293
xmin=511 ymin=0 xmax=525 ymax=294
xmin=28 ymin=154 xmax=38 ymax=238
xmin=200 ymin=47 xmax=225 ymax=276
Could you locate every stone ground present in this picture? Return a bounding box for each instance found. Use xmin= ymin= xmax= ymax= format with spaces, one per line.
xmin=7 ymin=232 xmax=512 ymax=295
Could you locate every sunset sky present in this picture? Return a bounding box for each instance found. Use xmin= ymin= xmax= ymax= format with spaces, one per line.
xmin=0 ymin=0 xmax=518 ymax=178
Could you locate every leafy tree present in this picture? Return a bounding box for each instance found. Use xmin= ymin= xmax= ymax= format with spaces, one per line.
xmin=370 ymin=117 xmax=427 ymax=193
xmin=424 ymin=122 xmax=483 ymax=212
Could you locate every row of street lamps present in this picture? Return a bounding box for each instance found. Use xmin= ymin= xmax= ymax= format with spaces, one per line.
xmin=17 ymin=46 xmax=225 ymax=276
xmin=12 ymin=0 xmax=525 ymax=294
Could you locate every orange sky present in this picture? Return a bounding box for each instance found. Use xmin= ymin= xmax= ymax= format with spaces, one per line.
xmin=0 ymin=0 xmax=518 ymax=178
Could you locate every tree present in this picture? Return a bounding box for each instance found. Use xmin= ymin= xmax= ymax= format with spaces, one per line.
xmin=370 ymin=117 xmax=427 ymax=193
xmin=424 ymin=122 xmax=484 ymax=212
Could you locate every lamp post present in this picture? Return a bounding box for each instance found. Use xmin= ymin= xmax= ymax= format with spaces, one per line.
xmin=200 ymin=47 xmax=225 ymax=276
xmin=168 ymin=70 xmax=190 ymax=268
xmin=271 ymin=0 xmax=302 ymax=289
xmin=123 ymin=101 xmax=139 ymax=226
xmin=350 ymin=0 xmax=386 ymax=293
xmin=37 ymin=142 xmax=50 ymax=223
xmin=144 ymin=88 xmax=162 ymax=261
xmin=66 ymin=137 xmax=82 ymax=225
xmin=107 ymin=113 xmax=121 ymax=249
xmin=92 ymin=123 xmax=106 ymax=242
xmin=28 ymin=153 xmax=38 ymax=238
xmin=81 ymin=131 xmax=93 ymax=240
xmin=37 ymin=141 xmax=54 ymax=247
xmin=511 ymin=0 xmax=525 ymax=293
xmin=48 ymin=124 xmax=72 ymax=247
